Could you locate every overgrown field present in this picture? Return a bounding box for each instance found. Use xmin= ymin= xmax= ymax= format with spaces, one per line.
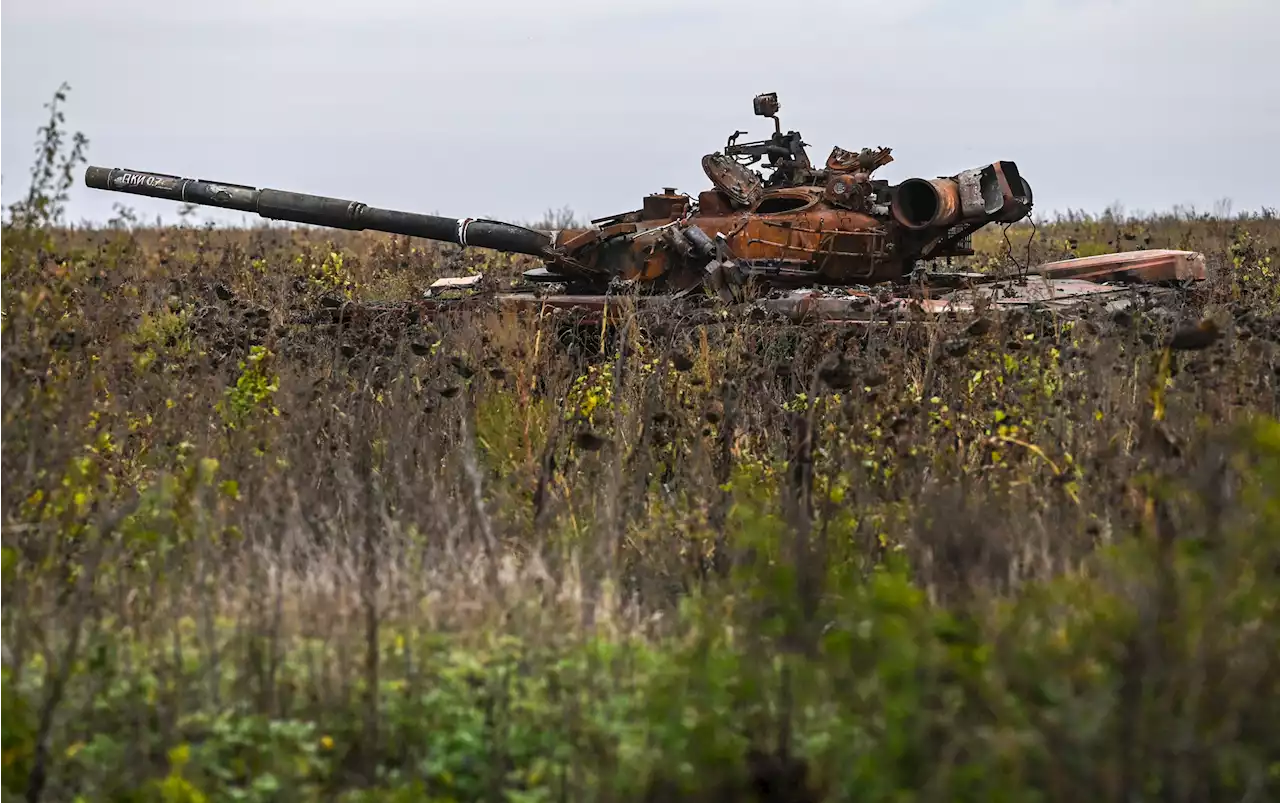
xmin=4 ymin=94 xmax=1280 ymax=802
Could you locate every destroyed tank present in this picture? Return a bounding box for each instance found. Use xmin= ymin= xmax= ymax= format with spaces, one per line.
xmin=84 ymin=93 xmax=1033 ymax=295
xmin=85 ymin=92 xmax=1203 ymax=323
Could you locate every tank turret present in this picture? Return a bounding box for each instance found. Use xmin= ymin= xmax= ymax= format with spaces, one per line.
xmin=85 ymin=92 xmax=1034 ymax=295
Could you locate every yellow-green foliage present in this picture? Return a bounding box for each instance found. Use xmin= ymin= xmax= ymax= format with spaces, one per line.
xmin=217 ymin=345 xmax=280 ymax=431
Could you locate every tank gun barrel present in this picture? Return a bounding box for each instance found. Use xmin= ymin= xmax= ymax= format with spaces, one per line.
xmin=84 ymin=166 xmax=553 ymax=257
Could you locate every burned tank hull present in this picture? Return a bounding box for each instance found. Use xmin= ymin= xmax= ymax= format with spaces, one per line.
xmin=405 ymin=249 xmax=1208 ymax=325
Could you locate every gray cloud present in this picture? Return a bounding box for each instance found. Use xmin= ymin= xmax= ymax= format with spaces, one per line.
xmin=3 ymin=0 xmax=1276 ymax=227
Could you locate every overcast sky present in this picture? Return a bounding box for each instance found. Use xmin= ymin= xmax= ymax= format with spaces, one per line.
xmin=3 ymin=0 xmax=1277 ymax=228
